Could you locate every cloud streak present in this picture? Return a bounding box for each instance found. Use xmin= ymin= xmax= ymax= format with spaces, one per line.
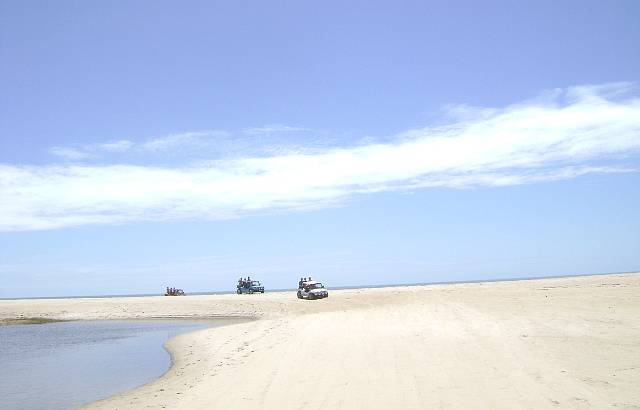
xmin=2 ymin=83 xmax=640 ymax=231
xmin=49 ymin=146 xmax=97 ymax=160
xmin=49 ymin=131 xmax=229 ymax=159
xmin=243 ymin=124 xmax=311 ymax=136
xmin=48 ymin=128 xmax=316 ymax=161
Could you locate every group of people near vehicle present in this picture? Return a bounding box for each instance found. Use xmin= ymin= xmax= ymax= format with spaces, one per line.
xmin=238 ymin=276 xmax=253 ymax=288
xmin=298 ymin=276 xmax=313 ymax=289
xmin=165 ymin=286 xmax=184 ymax=296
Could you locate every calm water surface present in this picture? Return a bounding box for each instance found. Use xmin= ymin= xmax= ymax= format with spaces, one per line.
xmin=0 ymin=319 xmax=232 ymax=410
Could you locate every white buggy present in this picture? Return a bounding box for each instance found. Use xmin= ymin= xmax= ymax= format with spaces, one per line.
xmin=297 ymin=280 xmax=329 ymax=300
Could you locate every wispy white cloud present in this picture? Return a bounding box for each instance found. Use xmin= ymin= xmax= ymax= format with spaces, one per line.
xmin=48 ymin=132 xmax=230 ymax=160
xmin=46 ymin=127 xmax=347 ymax=162
xmin=98 ymin=139 xmax=134 ymax=152
xmin=49 ymin=146 xmax=96 ymax=160
xmin=243 ymin=124 xmax=311 ymax=136
xmin=50 ymin=140 xmax=134 ymax=159
xmin=139 ymin=131 xmax=229 ymax=153
xmin=3 ymin=83 xmax=640 ymax=231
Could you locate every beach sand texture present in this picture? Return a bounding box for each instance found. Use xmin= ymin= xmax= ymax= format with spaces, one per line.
xmin=1 ymin=273 xmax=639 ymax=409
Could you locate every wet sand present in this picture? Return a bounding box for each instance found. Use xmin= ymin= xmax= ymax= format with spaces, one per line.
xmin=1 ymin=273 xmax=639 ymax=409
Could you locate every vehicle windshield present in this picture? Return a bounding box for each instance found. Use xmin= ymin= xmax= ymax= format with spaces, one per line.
xmin=251 ymin=281 xmax=261 ymax=286
xmin=307 ymin=283 xmax=324 ymax=289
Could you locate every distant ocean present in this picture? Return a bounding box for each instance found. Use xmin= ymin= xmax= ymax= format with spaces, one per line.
xmin=1 ymin=270 xmax=631 ymax=301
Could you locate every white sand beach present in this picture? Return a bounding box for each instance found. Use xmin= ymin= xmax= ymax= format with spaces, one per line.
xmin=1 ymin=273 xmax=639 ymax=409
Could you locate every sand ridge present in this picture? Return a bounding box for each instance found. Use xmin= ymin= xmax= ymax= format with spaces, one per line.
xmin=1 ymin=273 xmax=639 ymax=409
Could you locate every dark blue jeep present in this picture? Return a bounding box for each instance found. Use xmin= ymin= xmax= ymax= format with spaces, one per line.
xmin=237 ymin=280 xmax=265 ymax=294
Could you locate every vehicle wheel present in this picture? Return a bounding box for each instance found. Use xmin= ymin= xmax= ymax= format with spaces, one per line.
xmin=237 ymin=289 xmax=241 ymax=294
xmin=249 ymin=289 xmax=254 ymax=294
xmin=309 ymin=294 xmax=315 ymax=300
xmin=261 ymin=290 xmax=264 ymax=293
xmin=297 ymin=291 xmax=302 ymax=299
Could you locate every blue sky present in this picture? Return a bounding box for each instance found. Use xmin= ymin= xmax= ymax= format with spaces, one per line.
xmin=1 ymin=1 xmax=639 ymax=297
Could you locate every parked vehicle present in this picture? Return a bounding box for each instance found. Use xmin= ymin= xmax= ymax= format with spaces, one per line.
xmin=165 ymin=287 xmax=185 ymax=296
xmin=237 ymin=279 xmax=265 ymax=294
xmin=297 ymin=280 xmax=328 ymax=300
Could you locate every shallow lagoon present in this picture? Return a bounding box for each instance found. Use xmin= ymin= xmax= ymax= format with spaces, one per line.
xmin=0 ymin=319 xmax=232 ymax=410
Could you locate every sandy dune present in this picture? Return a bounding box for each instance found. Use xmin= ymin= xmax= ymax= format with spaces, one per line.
xmin=2 ymin=273 xmax=639 ymax=409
